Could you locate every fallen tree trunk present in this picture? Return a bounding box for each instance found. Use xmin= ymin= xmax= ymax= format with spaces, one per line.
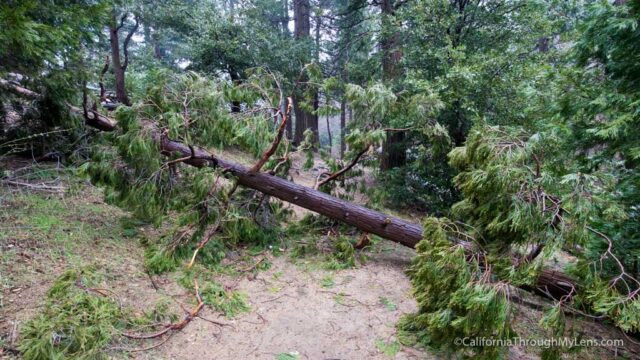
xmin=0 ymin=79 xmax=577 ymax=299
xmin=161 ymin=136 xmax=423 ymax=248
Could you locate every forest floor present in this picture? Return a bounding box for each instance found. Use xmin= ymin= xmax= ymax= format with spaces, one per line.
xmin=0 ymin=155 xmax=636 ymax=360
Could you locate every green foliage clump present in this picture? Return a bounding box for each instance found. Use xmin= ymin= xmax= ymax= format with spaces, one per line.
xmin=19 ymin=268 xmax=123 ymax=360
xmin=0 ymin=0 xmax=106 ymax=73
xmin=83 ymin=72 xmax=288 ymax=270
xmin=345 ymin=81 xmax=455 ymax=213
xmin=324 ymin=236 xmax=357 ymax=270
xmin=177 ymin=270 xmax=250 ymax=318
xmin=144 ymin=244 xmax=180 ymax=274
xmin=401 ymin=218 xmax=514 ymax=359
xmin=0 ymin=0 xmax=109 ymax=160
xmin=287 ymin=214 xmax=366 ymax=269
xmin=405 ymin=120 xmax=640 ymax=358
xmin=200 ymin=283 xmax=251 ymax=318
xmin=375 ymin=339 xmax=401 ymax=357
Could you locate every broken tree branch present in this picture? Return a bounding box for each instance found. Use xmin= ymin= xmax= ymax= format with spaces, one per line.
xmin=250 ymin=97 xmax=292 ymax=173
xmin=315 ymin=146 xmax=369 ymax=189
xmin=383 ymin=127 xmax=413 ymax=132
xmin=1 ymin=180 xmax=65 ymax=192
xmin=0 ymin=79 xmax=41 ymax=99
xmin=116 ymin=13 xmax=127 ymax=32
xmin=121 ymin=279 xmax=204 ymax=343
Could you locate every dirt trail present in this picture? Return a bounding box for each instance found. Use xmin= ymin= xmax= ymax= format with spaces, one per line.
xmin=140 ymin=247 xmax=427 ymax=360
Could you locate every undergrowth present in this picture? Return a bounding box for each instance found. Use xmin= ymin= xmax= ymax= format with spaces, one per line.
xmin=19 ymin=268 xmax=124 ymax=360
xmin=288 ymin=214 xmax=367 ymax=270
xmin=177 ymin=268 xmax=250 ymax=318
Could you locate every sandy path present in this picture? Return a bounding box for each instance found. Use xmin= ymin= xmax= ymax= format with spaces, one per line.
xmin=138 ymin=244 xmax=430 ymax=360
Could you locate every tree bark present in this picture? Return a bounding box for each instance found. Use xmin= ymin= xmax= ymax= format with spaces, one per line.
xmin=109 ymin=16 xmax=129 ymax=106
xmin=379 ymin=0 xmax=405 ymax=170
xmin=109 ymin=12 xmax=138 ymax=106
xmin=293 ymin=97 xmax=307 ymax=144
xmin=282 ymin=0 xmax=290 ymax=36
xmin=326 ymin=105 xmax=332 ymax=152
xmin=229 ymin=68 xmax=242 ymax=113
xmin=292 ymin=0 xmax=317 ymax=145
xmin=380 ymin=0 xmax=402 ymax=82
xmin=380 ymin=131 xmax=406 ymax=169
xmin=0 ymin=79 xmax=579 ymax=300
xmin=285 ymin=100 xmax=293 ymax=139
xmin=293 ymin=0 xmax=310 ymax=40
xmin=340 ymin=98 xmax=346 ymax=159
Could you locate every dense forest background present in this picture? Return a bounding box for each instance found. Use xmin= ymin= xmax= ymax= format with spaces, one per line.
xmin=1 ymin=0 xmax=640 ymax=359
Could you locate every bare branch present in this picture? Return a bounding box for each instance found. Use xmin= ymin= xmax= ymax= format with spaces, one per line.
xmin=116 ymin=13 xmax=127 ymax=32
xmin=122 ymin=15 xmax=139 ymax=71
xmin=250 ymin=98 xmax=292 ymax=173
xmin=316 ymin=145 xmax=369 ymax=189
xmin=383 ymin=127 xmax=413 ymax=132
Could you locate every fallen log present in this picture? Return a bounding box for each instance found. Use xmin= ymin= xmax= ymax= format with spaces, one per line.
xmin=1 ymin=79 xmax=422 ymax=247
xmin=0 ymin=79 xmax=577 ymax=299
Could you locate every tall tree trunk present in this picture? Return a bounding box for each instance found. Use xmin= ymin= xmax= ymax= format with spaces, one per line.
xmin=380 ymin=0 xmax=402 ymax=82
xmin=109 ymin=16 xmax=130 ymax=106
xmin=292 ymin=0 xmax=316 ymax=145
xmin=307 ymin=9 xmax=321 ymax=143
xmin=340 ymin=98 xmax=346 ymax=159
xmin=282 ymin=0 xmax=290 ymax=36
xmin=379 ymin=0 xmax=405 ymax=169
xmin=293 ymin=98 xmax=306 ymax=144
xmin=309 ymin=97 xmax=318 ymax=144
xmin=326 ymin=102 xmax=332 ymax=153
xmin=279 ymin=0 xmax=291 ymax=141
xmin=143 ymin=22 xmax=165 ymax=61
xmin=380 ymin=131 xmax=406 ymax=169
xmin=109 ymin=12 xmax=138 ymax=106
xmin=229 ymin=68 xmax=242 ymax=113
xmin=285 ymin=100 xmax=293 ymax=139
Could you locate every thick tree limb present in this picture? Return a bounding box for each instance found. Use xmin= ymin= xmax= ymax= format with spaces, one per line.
xmin=1 ymin=180 xmax=64 ymax=192
xmin=0 ymin=78 xmax=117 ymax=131
xmin=0 ymin=79 xmax=41 ymax=99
